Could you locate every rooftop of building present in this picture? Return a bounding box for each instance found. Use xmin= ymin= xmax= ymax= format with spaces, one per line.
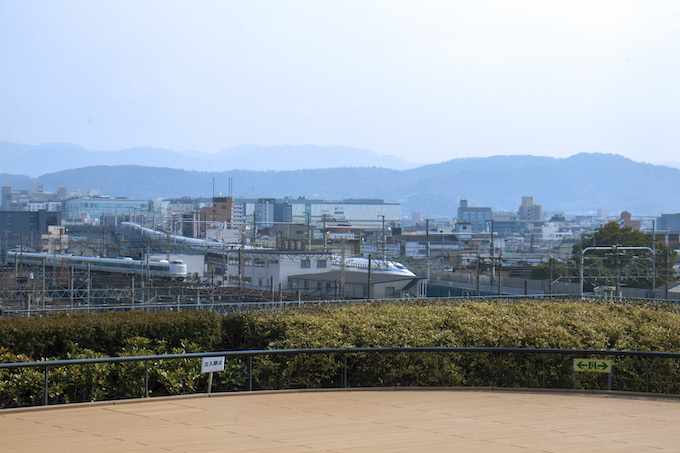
xmin=235 ymin=197 xmax=397 ymax=205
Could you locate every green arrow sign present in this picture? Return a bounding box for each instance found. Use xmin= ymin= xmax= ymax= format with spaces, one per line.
xmin=573 ymin=359 xmax=612 ymax=373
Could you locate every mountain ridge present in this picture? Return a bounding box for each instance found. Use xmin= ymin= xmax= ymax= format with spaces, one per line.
xmin=1 ymin=153 xmax=674 ymax=217
xmin=0 ymin=141 xmax=418 ymax=176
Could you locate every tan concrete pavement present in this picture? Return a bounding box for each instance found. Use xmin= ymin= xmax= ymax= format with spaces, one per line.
xmin=2 ymin=389 xmax=680 ymax=452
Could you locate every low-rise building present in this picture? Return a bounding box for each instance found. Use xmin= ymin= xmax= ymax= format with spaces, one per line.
xmin=395 ymin=233 xmax=461 ymax=258
xmin=657 ymin=213 xmax=680 ymax=232
xmin=63 ymin=197 xmax=150 ymax=223
xmin=236 ymin=197 xmax=401 ymax=231
xmin=519 ymin=196 xmax=542 ymax=222
xmin=0 ymin=210 xmax=62 ymax=253
xmin=40 ymin=225 xmax=68 ymax=254
xmin=457 ymin=199 xmax=492 ymax=233
xmin=2 ymin=184 xmax=68 ymax=211
xmin=206 ymin=249 xmax=334 ymax=290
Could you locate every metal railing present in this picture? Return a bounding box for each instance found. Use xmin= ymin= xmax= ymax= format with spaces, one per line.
xmin=3 ymin=346 xmax=680 ymax=407
xmin=0 ymin=294 xmax=573 ymax=318
xmin=428 ymin=270 xmax=680 ymax=301
xmin=6 ymin=292 xmax=680 ymax=318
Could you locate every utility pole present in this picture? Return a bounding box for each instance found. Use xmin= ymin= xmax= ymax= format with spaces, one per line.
xmin=425 ymin=219 xmax=430 ymax=259
xmin=42 ymin=256 xmax=46 ymax=307
xmin=222 ymin=245 xmax=226 ymax=287
xmin=19 ymin=232 xmax=23 ymax=268
xmin=340 ymin=237 xmax=346 ymax=299
xmin=666 ymin=246 xmax=670 ymax=300
xmin=615 ymin=244 xmax=620 ymax=299
xmin=425 ymin=219 xmax=431 ymax=280
xmin=476 ymin=254 xmax=481 ymax=296
xmin=87 ymin=263 xmax=91 ymax=312
xmin=379 ymin=215 xmax=386 ymax=261
xmin=497 ymin=254 xmax=502 ymax=295
xmin=367 ymin=254 xmax=372 ymax=300
xmin=579 ymin=244 xmax=585 ymax=299
xmin=252 ymin=212 xmax=257 ymax=244
xmin=652 ymin=220 xmax=657 ymax=297
xmin=306 ymin=211 xmax=311 ymax=251
xmin=238 ymin=247 xmax=243 ymax=289
xmin=489 ymin=220 xmax=495 ymax=283
xmin=579 ymin=233 xmax=585 ymax=298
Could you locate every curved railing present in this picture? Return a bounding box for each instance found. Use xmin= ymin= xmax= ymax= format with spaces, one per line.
xmin=2 ymin=347 xmax=680 ymax=407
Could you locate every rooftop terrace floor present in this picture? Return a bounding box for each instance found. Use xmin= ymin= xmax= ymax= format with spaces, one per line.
xmin=2 ymin=388 xmax=679 ymax=452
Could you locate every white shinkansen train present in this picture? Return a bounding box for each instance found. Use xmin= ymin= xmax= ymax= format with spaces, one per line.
xmin=121 ymin=222 xmax=414 ymax=277
xmin=121 ymin=222 xmax=252 ymax=251
xmin=6 ymin=251 xmax=187 ymax=279
xmin=334 ymin=257 xmax=416 ymax=277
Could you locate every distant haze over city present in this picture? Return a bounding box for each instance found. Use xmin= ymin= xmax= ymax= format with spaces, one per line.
xmin=2 ymin=146 xmax=679 ymax=217
xmin=0 ymin=141 xmax=678 ymax=177
xmin=0 ymin=142 xmax=420 ymax=176
xmin=1 ymin=2 xmax=679 ymax=166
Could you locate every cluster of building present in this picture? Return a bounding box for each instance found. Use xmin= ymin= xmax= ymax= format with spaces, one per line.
xmin=1 ymin=186 xmax=420 ymax=298
xmin=2 ymin=182 xmax=679 ymax=298
xmin=1 ymin=184 xmax=398 ymax=235
xmin=404 ymin=197 xmax=679 ymax=266
xmin=1 ymin=182 xmax=68 ymax=212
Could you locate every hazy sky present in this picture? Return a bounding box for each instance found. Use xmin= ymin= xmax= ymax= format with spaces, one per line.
xmin=1 ymin=1 xmax=678 ymax=165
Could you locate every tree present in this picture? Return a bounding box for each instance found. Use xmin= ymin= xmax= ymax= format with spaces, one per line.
xmin=572 ymin=221 xmax=676 ymax=291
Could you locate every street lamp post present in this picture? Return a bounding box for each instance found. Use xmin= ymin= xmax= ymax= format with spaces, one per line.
xmin=378 ymin=215 xmax=386 ymax=261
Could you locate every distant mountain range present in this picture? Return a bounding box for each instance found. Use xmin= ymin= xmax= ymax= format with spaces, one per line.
xmin=0 ymin=142 xmax=418 ymax=176
xmin=1 ymin=151 xmax=678 ymax=217
xmin=659 ymin=161 xmax=680 ymax=170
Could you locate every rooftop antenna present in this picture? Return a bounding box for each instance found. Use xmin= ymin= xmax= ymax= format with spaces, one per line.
xmin=228 ymin=177 xmax=233 ymax=198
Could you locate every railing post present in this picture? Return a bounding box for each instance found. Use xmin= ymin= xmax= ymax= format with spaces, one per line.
xmin=343 ymin=353 xmax=348 ymax=388
xmin=248 ymin=355 xmax=253 ymax=391
xmin=542 ymin=356 xmax=546 ymax=389
xmin=645 ymin=356 xmax=650 ymax=393
xmin=440 ymin=352 xmax=445 ymax=386
xmin=43 ymin=365 xmax=49 ymax=406
xmin=144 ymin=360 xmax=149 ymax=398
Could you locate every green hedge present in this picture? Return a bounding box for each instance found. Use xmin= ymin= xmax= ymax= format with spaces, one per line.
xmin=236 ymin=300 xmax=680 ymax=351
xmin=0 ymin=310 xmax=243 ymax=407
xmin=0 ymin=310 xmax=225 ymax=357
xmin=2 ymin=299 xmax=680 ymax=407
xmin=235 ymin=299 xmax=680 ymax=392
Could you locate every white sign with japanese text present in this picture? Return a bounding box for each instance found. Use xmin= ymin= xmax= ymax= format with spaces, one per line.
xmin=201 ymin=356 xmax=225 ymax=373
